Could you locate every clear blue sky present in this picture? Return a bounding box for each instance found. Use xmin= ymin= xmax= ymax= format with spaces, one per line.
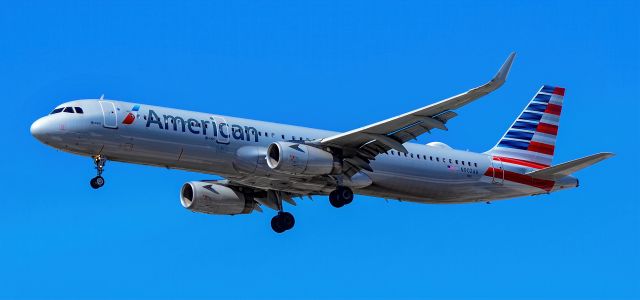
xmin=1 ymin=1 xmax=638 ymax=299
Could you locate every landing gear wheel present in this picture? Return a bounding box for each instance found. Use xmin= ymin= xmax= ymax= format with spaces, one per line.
xmin=91 ymin=155 xmax=107 ymax=190
xmin=329 ymin=187 xmax=354 ymax=208
xmin=271 ymin=211 xmax=295 ymax=233
xmin=329 ymin=190 xmax=344 ymax=208
xmin=90 ymin=176 xmax=105 ymax=189
xmin=338 ymin=187 xmax=354 ymax=205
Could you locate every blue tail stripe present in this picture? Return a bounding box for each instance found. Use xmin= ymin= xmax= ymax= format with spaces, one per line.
xmin=541 ymin=85 xmax=556 ymax=93
xmin=519 ymin=112 xmax=544 ymax=122
xmin=526 ymin=103 xmax=547 ymax=112
xmin=505 ymin=131 xmax=534 ymax=140
xmin=498 ymin=139 xmax=529 ymax=150
xmin=511 ymin=121 xmax=538 ymax=131
xmin=534 ymin=94 xmax=551 ymax=103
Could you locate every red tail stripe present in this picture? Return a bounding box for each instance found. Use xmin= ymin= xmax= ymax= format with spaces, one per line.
xmin=484 ymin=168 xmax=555 ymax=191
xmin=544 ymin=103 xmax=562 ymax=116
xmin=536 ymin=123 xmax=558 ymax=135
xmin=553 ymin=87 xmax=565 ymax=96
xmin=528 ymin=141 xmax=555 ymax=155
xmin=493 ymin=156 xmax=549 ymax=169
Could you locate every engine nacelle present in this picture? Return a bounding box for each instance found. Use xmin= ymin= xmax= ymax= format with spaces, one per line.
xmin=266 ymin=141 xmax=340 ymax=175
xmin=180 ymin=182 xmax=255 ymax=215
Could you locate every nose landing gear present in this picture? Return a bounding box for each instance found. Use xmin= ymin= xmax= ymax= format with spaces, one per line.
xmin=90 ymin=155 xmax=107 ymax=189
xmin=329 ymin=186 xmax=354 ymax=208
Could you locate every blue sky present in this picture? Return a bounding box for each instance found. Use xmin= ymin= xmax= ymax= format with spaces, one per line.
xmin=1 ymin=1 xmax=638 ymax=299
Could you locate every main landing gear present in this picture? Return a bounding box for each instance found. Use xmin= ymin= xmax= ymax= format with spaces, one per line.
xmin=271 ymin=211 xmax=295 ymax=234
xmin=90 ymin=155 xmax=107 ymax=189
xmin=329 ymin=186 xmax=354 ymax=208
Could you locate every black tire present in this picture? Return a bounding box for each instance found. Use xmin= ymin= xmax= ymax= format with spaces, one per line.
xmin=94 ymin=176 xmax=105 ymax=187
xmin=90 ymin=178 xmax=100 ymax=189
xmin=270 ymin=215 xmax=286 ymax=233
xmin=329 ymin=190 xmax=344 ymax=208
xmin=279 ymin=212 xmax=295 ymax=230
xmin=338 ymin=187 xmax=354 ymax=204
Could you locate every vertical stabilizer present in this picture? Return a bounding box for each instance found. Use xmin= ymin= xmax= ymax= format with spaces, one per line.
xmin=486 ymin=85 xmax=565 ymax=168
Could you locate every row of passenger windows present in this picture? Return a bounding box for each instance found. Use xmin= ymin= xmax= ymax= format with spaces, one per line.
xmin=50 ymin=107 xmax=84 ymax=114
xmin=387 ymin=150 xmax=478 ymax=167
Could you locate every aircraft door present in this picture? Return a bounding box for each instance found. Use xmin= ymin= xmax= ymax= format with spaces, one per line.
xmin=212 ymin=116 xmax=230 ymax=144
xmin=491 ymin=156 xmax=504 ymax=184
xmin=99 ymin=101 xmax=118 ymax=129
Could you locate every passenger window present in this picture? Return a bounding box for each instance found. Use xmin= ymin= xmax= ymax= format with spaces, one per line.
xmin=74 ymin=107 xmax=84 ymax=114
xmin=468 ymin=161 xmax=472 ymax=166
xmin=449 ymin=159 xmax=452 ymax=163
xmin=404 ymin=153 xmax=407 ymax=157
xmin=461 ymin=161 xmax=465 ymax=165
xmin=281 ymin=134 xmax=285 ymax=139
xmin=410 ymin=154 xmax=414 ymax=158
xmin=258 ymin=132 xmax=262 ymax=136
xmin=391 ymin=150 xmax=395 ymax=155
xmin=50 ymin=108 xmax=64 ymax=114
xmin=436 ymin=157 xmax=440 ymax=162
xmin=455 ymin=160 xmax=459 ymax=164
xmin=63 ymin=107 xmax=74 ymax=113
xmin=474 ymin=162 xmax=478 ymax=167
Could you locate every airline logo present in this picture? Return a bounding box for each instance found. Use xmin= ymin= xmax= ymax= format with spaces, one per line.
xmin=122 ymin=105 xmax=140 ymax=125
xmin=493 ymin=85 xmax=564 ymax=167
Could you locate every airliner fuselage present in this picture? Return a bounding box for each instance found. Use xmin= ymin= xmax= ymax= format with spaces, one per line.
xmin=31 ymin=99 xmax=577 ymax=204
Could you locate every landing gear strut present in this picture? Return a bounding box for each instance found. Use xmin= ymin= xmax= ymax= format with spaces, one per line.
xmin=90 ymin=155 xmax=107 ymax=189
xmin=329 ymin=186 xmax=354 ymax=208
xmin=271 ymin=211 xmax=295 ymax=233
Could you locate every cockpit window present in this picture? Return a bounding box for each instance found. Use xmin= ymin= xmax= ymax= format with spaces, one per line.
xmin=74 ymin=107 xmax=84 ymax=114
xmin=63 ymin=107 xmax=74 ymax=113
xmin=50 ymin=108 xmax=64 ymax=114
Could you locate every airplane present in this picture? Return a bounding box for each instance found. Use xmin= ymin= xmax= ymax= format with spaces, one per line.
xmin=30 ymin=53 xmax=614 ymax=233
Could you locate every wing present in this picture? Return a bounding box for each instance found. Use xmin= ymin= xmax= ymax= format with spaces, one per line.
xmin=319 ymin=52 xmax=516 ymax=176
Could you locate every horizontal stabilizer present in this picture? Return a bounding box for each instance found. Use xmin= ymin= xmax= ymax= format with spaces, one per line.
xmin=526 ymin=152 xmax=615 ymax=180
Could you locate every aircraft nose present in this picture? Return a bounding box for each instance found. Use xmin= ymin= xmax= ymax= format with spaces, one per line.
xmin=30 ymin=117 xmax=52 ymax=140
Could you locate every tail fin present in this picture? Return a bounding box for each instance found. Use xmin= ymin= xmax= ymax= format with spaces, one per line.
xmin=486 ymin=85 xmax=565 ymax=167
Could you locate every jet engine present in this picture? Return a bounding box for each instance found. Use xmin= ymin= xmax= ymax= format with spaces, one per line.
xmin=266 ymin=141 xmax=341 ymax=175
xmin=180 ymin=181 xmax=256 ymax=215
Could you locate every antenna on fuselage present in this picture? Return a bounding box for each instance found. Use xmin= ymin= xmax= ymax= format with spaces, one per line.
xmin=99 ymin=94 xmax=104 ymax=101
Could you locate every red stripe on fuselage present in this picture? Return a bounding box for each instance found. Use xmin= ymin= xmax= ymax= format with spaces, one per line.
xmin=536 ymin=123 xmax=558 ymax=135
xmin=493 ymin=156 xmax=549 ymax=169
xmin=483 ymin=167 xmax=555 ymax=192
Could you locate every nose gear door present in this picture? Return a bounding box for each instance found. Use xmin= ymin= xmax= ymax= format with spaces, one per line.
xmin=99 ymin=101 xmax=118 ymax=129
xmin=491 ymin=156 xmax=504 ymax=184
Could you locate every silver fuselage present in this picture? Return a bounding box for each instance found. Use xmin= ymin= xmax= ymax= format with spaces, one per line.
xmin=31 ymin=99 xmax=578 ymax=204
